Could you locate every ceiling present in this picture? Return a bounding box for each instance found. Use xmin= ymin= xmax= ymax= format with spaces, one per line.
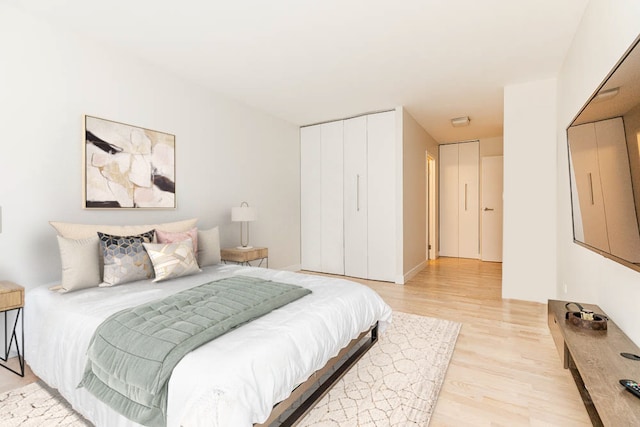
xmin=8 ymin=0 xmax=589 ymax=142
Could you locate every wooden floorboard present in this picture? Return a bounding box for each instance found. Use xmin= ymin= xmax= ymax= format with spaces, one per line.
xmin=0 ymin=257 xmax=590 ymax=425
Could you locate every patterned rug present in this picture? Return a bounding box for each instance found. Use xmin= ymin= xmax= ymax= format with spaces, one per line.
xmin=299 ymin=311 xmax=461 ymax=426
xmin=0 ymin=312 xmax=460 ymax=427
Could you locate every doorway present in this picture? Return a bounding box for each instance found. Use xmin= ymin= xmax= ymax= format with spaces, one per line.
xmin=426 ymin=153 xmax=437 ymax=260
xmin=480 ymin=155 xmax=504 ymax=262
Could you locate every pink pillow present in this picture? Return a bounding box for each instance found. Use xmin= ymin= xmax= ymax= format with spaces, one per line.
xmin=156 ymin=227 xmax=198 ymax=257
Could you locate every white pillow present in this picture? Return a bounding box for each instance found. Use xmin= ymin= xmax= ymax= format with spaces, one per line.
xmin=143 ymin=239 xmax=201 ymax=282
xmin=197 ymin=226 xmax=221 ymax=267
xmin=56 ymin=235 xmax=102 ymax=293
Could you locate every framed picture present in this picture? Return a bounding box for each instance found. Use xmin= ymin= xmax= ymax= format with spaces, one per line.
xmin=83 ymin=115 xmax=176 ymax=209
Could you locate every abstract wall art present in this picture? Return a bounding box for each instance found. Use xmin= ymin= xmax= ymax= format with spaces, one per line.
xmin=84 ymin=115 xmax=176 ymax=209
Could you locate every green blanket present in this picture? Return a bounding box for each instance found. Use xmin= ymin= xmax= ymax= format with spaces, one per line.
xmin=78 ymin=275 xmax=311 ymax=426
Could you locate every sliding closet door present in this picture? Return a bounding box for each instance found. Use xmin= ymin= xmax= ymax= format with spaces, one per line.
xmin=439 ymin=143 xmax=459 ymax=257
xmin=367 ymin=111 xmax=396 ymax=282
xmin=344 ymin=116 xmax=368 ymax=279
xmin=300 ymin=125 xmax=322 ymax=271
xmin=320 ymin=121 xmax=345 ymax=275
xmin=594 ymin=117 xmax=640 ymax=261
xmin=458 ymin=141 xmax=479 ymax=259
xmin=568 ymin=123 xmax=609 ymax=252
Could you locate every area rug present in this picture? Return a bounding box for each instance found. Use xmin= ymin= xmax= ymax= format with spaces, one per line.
xmin=299 ymin=311 xmax=461 ymax=426
xmin=0 ymin=311 xmax=460 ymax=427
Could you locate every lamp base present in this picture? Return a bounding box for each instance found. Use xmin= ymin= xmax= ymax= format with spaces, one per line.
xmin=236 ymin=245 xmax=254 ymax=250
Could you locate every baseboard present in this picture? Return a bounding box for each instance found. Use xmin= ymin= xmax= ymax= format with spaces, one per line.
xmin=403 ymin=260 xmax=427 ymax=284
xmin=279 ymin=264 xmax=302 ymax=272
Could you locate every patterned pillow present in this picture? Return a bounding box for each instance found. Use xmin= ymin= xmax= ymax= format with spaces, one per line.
xmin=143 ymin=239 xmax=201 ymax=282
xmin=156 ymin=227 xmax=198 ymax=257
xmin=98 ymin=230 xmax=155 ymax=286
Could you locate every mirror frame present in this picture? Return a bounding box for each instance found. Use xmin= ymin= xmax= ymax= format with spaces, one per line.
xmin=566 ymin=33 xmax=640 ymax=273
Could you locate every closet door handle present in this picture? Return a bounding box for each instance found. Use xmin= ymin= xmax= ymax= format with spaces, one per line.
xmin=464 ymin=183 xmax=468 ymax=211
xmin=356 ymin=174 xmax=360 ymax=212
xmin=588 ymin=173 xmax=594 ymax=205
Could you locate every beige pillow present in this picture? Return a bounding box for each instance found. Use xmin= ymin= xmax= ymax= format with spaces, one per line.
xmin=56 ymin=235 xmax=102 ymax=293
xmin=197 ymin=226 xmax=221 ymax=267
xmin=49 ymin=218 xmax=198 ymax=240
xmin=144 ymin=239 xmax=201 ymax=282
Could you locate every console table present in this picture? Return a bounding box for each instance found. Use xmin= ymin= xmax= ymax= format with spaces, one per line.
xmin=548 ymin=300 xmax=640 ymax=426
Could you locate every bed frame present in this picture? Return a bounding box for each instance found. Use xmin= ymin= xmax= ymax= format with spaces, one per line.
xmin=256 ymin=322 xmax=379 ymax=426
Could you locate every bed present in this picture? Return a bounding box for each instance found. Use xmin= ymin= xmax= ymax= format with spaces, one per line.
xmin=24 ymin=263 xmax=393 ymax=426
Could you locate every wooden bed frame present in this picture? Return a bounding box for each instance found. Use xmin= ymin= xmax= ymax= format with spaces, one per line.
xmin=256 ymin=322 xmax=379 ymax=426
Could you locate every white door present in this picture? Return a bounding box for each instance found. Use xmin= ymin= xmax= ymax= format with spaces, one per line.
xmin=458 ymin=141 xmax=479 ymax=259
xmin=427 ymin=155 xmax=437 ymax=260
xmin=367 ymin=111 xmax=396 ymax=282
xmin=344 ymin=116 xmax=368 ymax=278
xmin=320 ymin=121 xmax=345 ymax=275
xmin=438 ymin=143 xmax=459 ymax=257
xmin=481 ymin=156 xmax=503 ymax=262
xmin=300 ymin=125 xmax=322 ymax=271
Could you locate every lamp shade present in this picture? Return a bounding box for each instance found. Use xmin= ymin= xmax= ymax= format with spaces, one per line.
xmin=232 ymin=203 xmax=257 ymax=222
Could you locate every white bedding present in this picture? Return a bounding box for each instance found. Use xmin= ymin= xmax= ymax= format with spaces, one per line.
xmin=25 ymin=264 xmax=392 ymax=426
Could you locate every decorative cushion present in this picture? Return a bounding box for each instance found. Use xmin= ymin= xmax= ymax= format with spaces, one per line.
xmin=143 ymin=239 xmax=201 ymax=282
xmin=56 ymin=235 xmax=102 ymax=293
xmin=98 ymin=230 xmax=155 ymax=286
xmin=49 ymin=219 xmax=198 ymax=287
xmin=49 ymin=218 xmax=198 ymax=240
xmin=156 ymin=227 xmax=198 ymax=257
xmin=197 ymin=226 xmax=221 ymax=267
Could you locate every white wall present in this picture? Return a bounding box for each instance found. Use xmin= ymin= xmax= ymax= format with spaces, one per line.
xmin=557 ymin=0 xmax=640 ymax=345
xmin=401 ymin=107 xmax=439 ymax=281
xmin=503 ymin=79 xmax=557 ymax=302
xmin=0 ymin=4 xmax=301 ymax=291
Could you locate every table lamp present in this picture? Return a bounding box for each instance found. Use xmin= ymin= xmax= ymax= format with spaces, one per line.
xmin=231 ymin=201 xmax=257 ymax=249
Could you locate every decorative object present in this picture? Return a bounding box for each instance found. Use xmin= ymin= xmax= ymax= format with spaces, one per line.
xmin=84 ymin=115 xmax=175 ymax=209
xmin=98 ymin=231 xmax=155 ymax=286
xmin=143 ymin=239 xmax=201 ymax=282
xmin=450 ymin=116 xmax=470 ymax=127
xmin=231 ymin=201 xmax=257 ymax=249
xmin=4 ymin=311 xmax=459 ymax=426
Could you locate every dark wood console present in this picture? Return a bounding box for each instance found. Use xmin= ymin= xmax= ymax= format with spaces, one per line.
xmin=548 ymin=300 xmax=640 ymax=426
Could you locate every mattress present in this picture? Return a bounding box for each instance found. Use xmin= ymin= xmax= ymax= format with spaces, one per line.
xmin=25 ymin=264 xmax=392 ymax=426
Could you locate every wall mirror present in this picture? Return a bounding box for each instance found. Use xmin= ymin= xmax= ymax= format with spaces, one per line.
xmin=567 ymin=34 xmax=640 ymax=272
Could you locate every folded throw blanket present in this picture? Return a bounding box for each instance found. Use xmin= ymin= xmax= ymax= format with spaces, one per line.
xmin=78 ymin=275 xmax=311 ymax=426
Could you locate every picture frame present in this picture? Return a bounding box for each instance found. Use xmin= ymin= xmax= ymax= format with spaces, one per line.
xmin=83 ymin=115 xmax=176 ymax=209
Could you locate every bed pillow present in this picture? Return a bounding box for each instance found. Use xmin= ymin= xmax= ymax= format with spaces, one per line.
xmin=56 ymin=235 xmax=102 ymax=293
xmin=50 ymin=219 xmax=198 ymax=286
xmin=98 ymin=230 xmax=155 ymax=286
xmin=156 ymin=227 xmax=198 ymax=257
xmin=197 ymin=226 xmax=221 ymax=267
xmin=143 ymin=239 xmax=201 ymax=282
xmin=49 ymin=218 xmax=198 ymax=240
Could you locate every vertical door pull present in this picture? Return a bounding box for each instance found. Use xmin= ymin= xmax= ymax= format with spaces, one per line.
xmin=356 ymin=174 xmax=360 ymax=212
xmin=588 ymin=173 xmax=594 ymax=205
xmin=464 ymin=183 xmax=468 ymax=211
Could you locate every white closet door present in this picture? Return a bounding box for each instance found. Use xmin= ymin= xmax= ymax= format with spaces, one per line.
xmin=439 ymin=143 xmax=459 ymax=257
xmin=300 ymin=125 xmax=322 ymax=271
xmin=595 ymin=118 xmax=640 ymax=261
xmin=320 ymin=121 xmax=345 ymax=275
xmin=458 ymin=141 xmax=479 ymax=259
xmin=367 ymin=111 xmax=396 ymax=282
xmin=568 ymin=123 xmax=609 ymax=252
xmin=344 ymin=116 xmax=368 ymax=279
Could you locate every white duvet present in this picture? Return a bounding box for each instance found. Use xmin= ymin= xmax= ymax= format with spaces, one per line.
xmin=25 ymin=264 xmax=392 ymax=426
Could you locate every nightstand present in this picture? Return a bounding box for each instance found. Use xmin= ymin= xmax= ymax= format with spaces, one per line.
xmin=221 ymin=247 xmax=269 ymax=268
xmin=0 ymin=281 xmax=24 ymax=377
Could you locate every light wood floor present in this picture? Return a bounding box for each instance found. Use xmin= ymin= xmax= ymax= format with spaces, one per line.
xmin=0 ymin=258 xmax=590 ymax=425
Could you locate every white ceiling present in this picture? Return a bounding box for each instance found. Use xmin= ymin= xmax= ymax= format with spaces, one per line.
xmin=8 ymin=0 xmax=589 ymax=142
